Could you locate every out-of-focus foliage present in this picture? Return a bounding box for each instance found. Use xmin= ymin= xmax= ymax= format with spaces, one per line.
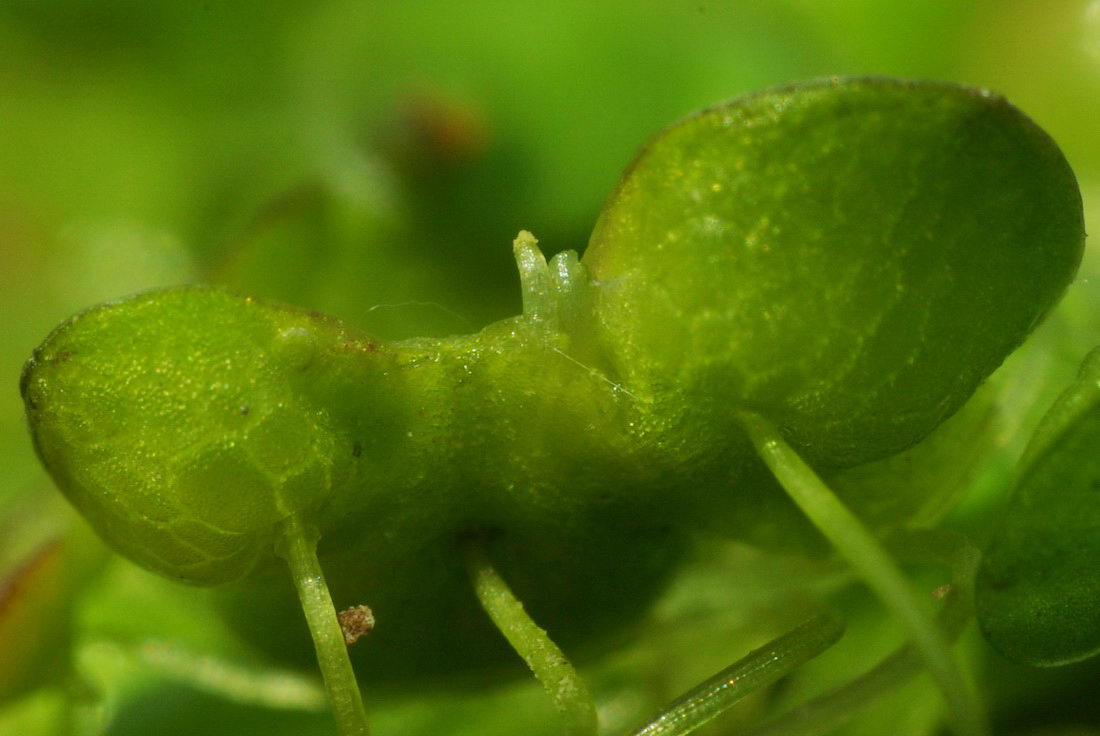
xmin=1 ymin=1 xmax=1099 ymax=735
xmin=978 ymin=348 xmax=1100 ymax=667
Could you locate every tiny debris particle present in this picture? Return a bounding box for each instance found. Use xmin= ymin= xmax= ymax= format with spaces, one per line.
xmin=931 ymin=584 xmax=952 ymax=600
xmin=338 ymin=604 xmax=376 ymax=646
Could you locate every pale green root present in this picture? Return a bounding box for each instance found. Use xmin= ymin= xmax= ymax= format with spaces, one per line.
xmin=626 ymin=613 xmax=845 ymax=736
xmin=739 ymin=411 xmax=986 ymax=736
xmin=277 ymin=516 xmax=369 ymax=736
xmin=743 ymin=530 xmax=980 ymax=736
xmin=463 ymin=536 xmax=598 ymax=736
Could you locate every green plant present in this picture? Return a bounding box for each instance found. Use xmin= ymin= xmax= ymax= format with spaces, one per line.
xmin=16 ymin=77 xmax=1094 ymax=736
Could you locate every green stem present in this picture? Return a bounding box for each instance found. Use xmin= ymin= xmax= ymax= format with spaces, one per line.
xmin=738 ymin=411 xmax=986 ymax=736
xmin=626 ymin=613 xmax=845 ymax=736
xmin=742 ymin=530 xmax=980 ymax=736
xmin=277 ymin=515 xmax=369 ymax=736
xmin=462 ymin=536 xmax=598 ymax=736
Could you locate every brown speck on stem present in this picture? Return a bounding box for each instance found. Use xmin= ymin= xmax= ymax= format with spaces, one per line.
xmin=338 ymin=604 xmax=376 ymax=646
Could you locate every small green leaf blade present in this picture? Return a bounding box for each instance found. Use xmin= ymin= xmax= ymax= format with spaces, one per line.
xmin=977 ymin=347 xmax=1100 ymax=666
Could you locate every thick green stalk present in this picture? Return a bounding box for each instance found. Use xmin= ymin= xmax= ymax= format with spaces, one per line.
xmin=463 ymin=537 xmax=598 ymax=736
xmin=278 ymin=516 xmax=369 ymax=736
xmin=738 ymin=411 xmax=985 ymax=736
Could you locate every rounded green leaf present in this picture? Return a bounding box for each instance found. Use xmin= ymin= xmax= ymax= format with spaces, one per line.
xmin=584 ymin=77 xmax=1084 ymax=469
xmin=20 ymin=287 xmax=361 ymax=585
xmin=977 ymin=347 xmax=1100 ymax=666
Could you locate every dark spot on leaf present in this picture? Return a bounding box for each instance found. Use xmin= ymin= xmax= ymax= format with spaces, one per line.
xmin=239 ymin=406 xmax=250 ymax=416
xmin=352 ymin=442 xmax=362 ymax=458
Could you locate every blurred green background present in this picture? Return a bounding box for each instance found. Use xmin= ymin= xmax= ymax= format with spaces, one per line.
xmin=2 ymin=1 xmax=1099 ymax=735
